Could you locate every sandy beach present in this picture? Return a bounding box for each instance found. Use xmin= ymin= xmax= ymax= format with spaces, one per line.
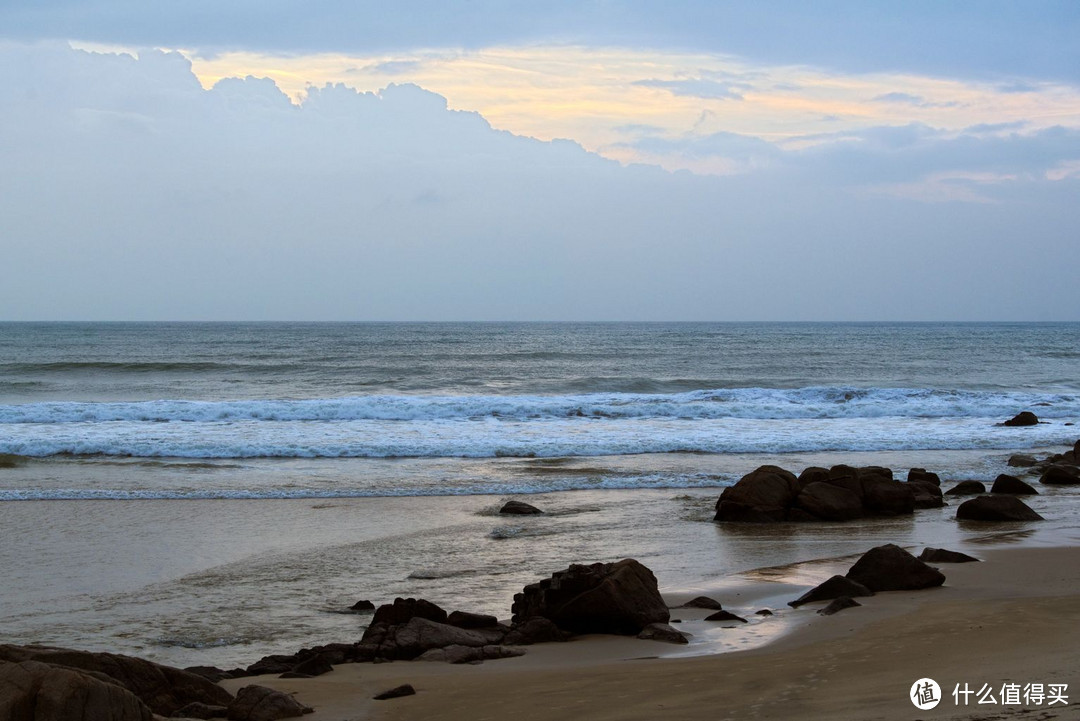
xmin=219 ymin=543 xmax=1080 ymax=721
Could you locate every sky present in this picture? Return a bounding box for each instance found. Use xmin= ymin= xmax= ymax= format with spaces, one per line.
xmin=1 ymin=1 xmax=1078 ymax=320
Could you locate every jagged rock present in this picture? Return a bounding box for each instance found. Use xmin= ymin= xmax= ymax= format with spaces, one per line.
xmin=1003 ymin=411 xmax=1039 ymax=426
xmin=499 ymin=500 xmax=543 ymax=515
xmin=703 ymin=610 xmax=747 ymax=623
xmin=636 ymin=623 xmax=689 ymax=644
xmin=673 ymin=596 xmax=723 ymax=610
xmin=373 ymin=684 xmax=416 ymax=700
xmin=990 ymin=474 xmax=1038 ymax=495
xmin=0 ymin=644 xmax=233 ymax=716
xmin=349 ymin=600 xmax=375 ymax=611
xmin=369 ymin=598 xmax=448 ymax=627
xmin=415 ymin=644 xmax=526 ymax=664
xmin=918 ymin=548 xmax=979 ymax=563
xmin=503 ymin=617 xmax=570 ymax=645
xmin=0 ymin=659 xmax=154 ymax=721
xmin=446 ymin=611 xmax=500 ymax=629
xmin=793 ymin=482 xmax=864 ymax=521
xmin=845 ymin=544 xmax=945 ymax=592
xmin=511 ymin=559 xmax=669 ymax=635
xmin=714 ymin=465 xmax=800 ymax=522
xmin=1040 ymin=464 xmax=1080 ymax=485
xmin=1007 ymin=453 xmax=1039 ymax=467
xmin=956 ymin=496 xmax=1044 ymax=521
xmin=944 ymin=480 xmax=986 ymax=496
xmin=173 ymin=701 xmax=230 ymax=718
xmin=226 ymin=685 xmax=312 ymax=720
xmin=788 ymin=575 xmax=874 ymax=607
xmin=907 ymin=468 xmax=941 ymax=486
xmin=818 ymin=596 xmax=861 ymax=616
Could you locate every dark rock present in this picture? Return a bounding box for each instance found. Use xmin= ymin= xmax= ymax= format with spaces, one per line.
xmin=907 ymin=480 xmax=945 ymax=509
xmin=823 ymin=465 xmax=864 ymax=499
xmin=918 ymin=548 xmax=980 ymax=563
xmin=956 ymin=496 xmax=1044 ymax=521
xmin=290 ymin=654 xmax=333 ymax=678
xmin=0 ymin=644 xmax=233 ymax=716
xmin=1003 ymin=411 xmax=1039 ymax=426
xmin=845 ymin=544 xmax=945 ymax=592
xmin=349 ymin=600 xmax=375 ymax=611
xmin=172 ymin=701 xmax=229 ymax=719
xmin=818 ymin=596 xmax=861 ymax=616
xmin=1040 ymin=464 xmax=1080 ymax=485
xmin=184 ymin=666 xmax=234 ymax=683
xmin=446 ymin=611 xmax=500 ymax=629
xmin=794 ymin=481 xmax=863 ymax=521
xmin=227 ymin=685 xmax=312 ymax=720
xmin=944 ymin=480 xmax=986 ymax=496
xmin=510 ymin=558 xmax=669 ymax=635
xmin=367 ymin=617 xmax=507 ymax=660
xmin=704 ymin=610 xmax=747 ymax=623
xmin=373 ymin=684 xmax=416 ymax=700
xmin=788 ymin=575 xmax=874 ymax=607
xmin=246 ymin=656 xmax=297 ymax=676
xmin=907 ymin=468 xmax=940 ymax=486
xmin=797 ymin=466 xmax=830 ymax=489
xmin=636 ymin=623 xmax=690 ymax=644
xmin=499 ymin=500 xmax=543 ymax=515
xmin=276 ymin=672 xmax=313 ymax=680
xmin=858 ymin=466 xmax=894 ymax=483
xmin=714 ymin=465 xmax=800 ymax=522
xmin=673 ymin=595 xmax=723 ymax=610
xmin=1007 ymin=453 xmax=1039 ymax=467
xmin=415 ymin=644 xmax=526 ymax=664
xmin=369 ymin=598 xmax=448 ymax=627
xmin=0 ymin=659 xmax=154 ymax=721
xmin=755 ymin=609 xmax=773 ymax=616
xmin=860 ymin=477 xmax=915 ymax=516
xmin=990 ymin=474 xmax=1038 ymax=495
xmin=503 ymin=617 xmax=570 ymax=645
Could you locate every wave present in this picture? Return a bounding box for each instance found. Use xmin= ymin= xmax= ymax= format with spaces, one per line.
xmin=1 ymin=386 xmax=1076 ymax=424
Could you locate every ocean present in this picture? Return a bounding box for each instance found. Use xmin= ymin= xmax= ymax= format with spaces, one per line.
xmin=1 ymin=321 xmax=1078 ymax=667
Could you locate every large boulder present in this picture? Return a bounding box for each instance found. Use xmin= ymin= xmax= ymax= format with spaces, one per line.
xmin=845 ymin=544 xmax=945 ymax=592
xmin=918 ymin=548 xmax=979 ymax=563
xmin=788 ymin=575 xmax=874 ymax=608
xmin=1007 ymin=453 xmax=1039 ymax=467
xmin=860 ymin=477 xmax=915 ymax=516
xmin=793 ymin=482 xmax=863 ymax=521
xmin=907 ymin=480 xmax=945 ymax=509
xmin=956 ymin=496 xmax=1044 ymax=521
xmin=226 ymin=685 xmax=312 ymax=721
xmin=511 ymin=559 xmax=669 ymax=635
xmin=714 ymin=466 xmax=800 ymax=522
xmin=1003 ymin=411 xmax=1039 ymax=426
xmin=0 ymin=645 xmax=232 ymax=716
xmin=361 ymin=617 xmax=506 ymax=661
xmin=944 ymin=480 xmax=986 ymax=496
xmin=0 ymin=660 xmax=153 ymax=721
xmin=907 ymin=468 xmax=940 ymax=486
xmin=990 ymin=474 xmax=1038 ymax=495
xmin=1040 ymin=464 xmax=1080 ymax=485
xmin=369 ymin=598 xmax=448 ymax=627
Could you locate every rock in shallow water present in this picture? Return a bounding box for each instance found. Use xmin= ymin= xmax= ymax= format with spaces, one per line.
xmin=845 ymin=544 xmax=945 ymax=592
xmin=499 ymin=500 xmax=544 ymax=514
xmin=956 ymin=496 xmax=1044 ymax=521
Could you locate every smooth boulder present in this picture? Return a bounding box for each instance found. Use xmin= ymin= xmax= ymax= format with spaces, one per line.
xmin=845 ymin=544 xmax=945 ymax=592
xmin=636 ymin=623 xmax=690 ymax=644
xmin=990 ymin=474 xmax=1038 ymax=495
xmin=714 ymin=466 xmax=800 ymax=522
xmin=1040 ymin=464 xmax=1080 ymax=485
xmin=499 ymin=500 xmax=543 ymax=515
xmin=944 ymin=480 xmax=986 ymax=496
xmin=918 ymin=548 xmax=979 ymax=563
xmin=1003 ymin=411 xmax=1039 ymax=426
xmin=0 ymin=660 xmax=153 ymax=721
xmin=793 ymin=482 xmax=863 ymax=521
xmin=956 ymin=496 xmax=1044 ymax=521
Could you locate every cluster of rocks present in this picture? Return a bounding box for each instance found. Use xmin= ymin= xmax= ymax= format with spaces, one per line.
xmin=714 ymin=464 xmax=942 ymax=523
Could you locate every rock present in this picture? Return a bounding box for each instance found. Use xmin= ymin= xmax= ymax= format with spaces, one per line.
xmin=956 ymin=496 xmax=1044 ymax=521
xmin=173 ymin=701 xmax=230 ymax=719
xmin=755 ymin=609 xmax=773 ymax=616
xmin=845 ymin=544 xmax=945 ymax=592
xmin=907 ymin=468 xmax=940 ymax=486
xmin=1003 ymin=411 xmax=1039 ymax=426
xmin=415 ymin=644 xmax=526 ymax=664
xmin=918 ymin=548 xmax=979 ymax=563
xmin=503 ymin=617 xmax=570 ymax=645
xmin=714 ymin=465 xmax=800 ymax=522
xmin=944 ymin=480 xmax=986 ymax=496
xmin=703 ymin=610 xmax=747 ymax=623
xmin=818 ymin=596 xmax=861 ymax=616
xmin=499 ymin=500 xmax=543 ymax=515
xmin=369 ymin=598 xmax=448 ymax=627
xmin=907 ymin=480 xmax=945 ymax=509
xmin=0 ymin=644 xmax=233 ymax=716
xmin=184 ymin=666 xmax=234 ymax=683
xmin=636 ymin=623 xmax=689 ymax=644
xmin=823 ymin=465 xmax=864 ymax=499
xmin=0 ymin=659 xmax=154 ymax=721
xmin=245 ymin=656 xmax=296 ymax=676
xmin=860 ymin=477 xmax=915 ymax=516
xmin=793 ymin=482 xmax=864 ymax=521
xmin=446 ymin=611 xmax=500 ymax=629
xmin=373 ymin=684 xmax=416 ymax=700
xmin=227 ymin=685 xmax=312 ymax=721
xmin=797 ymin=466 xmax=830 ymax=488
xmin=673 ymin=596 xmax=723 ymax=610
xmin=289 ymin=654 xmax=332 ymax=678
xmin=990 ymin=474 xmax=1038 ymax=495
xmin=788 ymin=575 xmax=874 ymax=607
xmin=368 ymin=617 xmax=506 ymax=660
xmin=1040 ymin=464 xmax=1080 ymax=485
xmin=349 ymin=600 xmax=375 ymax=611
xmin=1007 ymin=453 xmax=1039 ymax=467
xmin=510 ymin=559 xmax=669 ymax=635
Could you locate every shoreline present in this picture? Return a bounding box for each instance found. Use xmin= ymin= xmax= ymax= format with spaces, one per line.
xmin=221 ymin=543 xmax=1080 ymax=720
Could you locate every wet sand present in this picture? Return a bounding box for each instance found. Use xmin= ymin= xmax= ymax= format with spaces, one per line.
xmin=222 ymin=544 xmax=1080 ymax=720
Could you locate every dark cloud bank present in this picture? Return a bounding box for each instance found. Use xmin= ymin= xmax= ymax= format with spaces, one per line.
xmin=1 ymin=44 xmax=1078 ymax=321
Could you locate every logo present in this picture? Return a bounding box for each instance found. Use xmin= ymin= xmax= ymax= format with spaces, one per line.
xmin=911 ymin=678 xmax=942 ymax=710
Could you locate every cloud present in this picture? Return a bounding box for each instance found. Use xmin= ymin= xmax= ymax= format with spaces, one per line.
xmin=873 ymin=92 xmax=960 ymax=109
xmin=633 ymin=78 xmax=746 ymax=100
xmin=1 ymin=43 xmax=1078 ymax=322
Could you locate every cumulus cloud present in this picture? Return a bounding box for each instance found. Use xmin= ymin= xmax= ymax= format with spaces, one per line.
xmin=1 ymin=43 xmax=1078 ymax=322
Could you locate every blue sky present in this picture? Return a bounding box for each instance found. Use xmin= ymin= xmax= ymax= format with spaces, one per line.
xmin=1 ymin=2 xmax=1078 ymax=320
